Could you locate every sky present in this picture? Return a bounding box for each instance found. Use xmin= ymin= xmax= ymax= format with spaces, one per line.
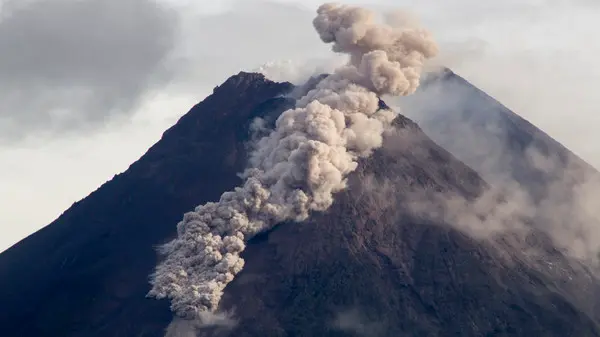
xmin=0 ymin=0 xmax=599 ymax=252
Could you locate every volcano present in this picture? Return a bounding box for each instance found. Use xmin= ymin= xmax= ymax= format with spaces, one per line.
xmin=0 ymin=70 xmax=599 ymax=337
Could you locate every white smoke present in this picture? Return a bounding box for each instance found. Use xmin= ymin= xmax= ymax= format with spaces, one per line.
xmin=333 ymin=308 xmax=385 ymax=337
xmin=164 ymin=318 xmax=197 ymax=337
xmin=148 ymin=2 xmax=437 ymax=320
xmin=164 ymin=312 xmax=236 ymax=337
xmin=254 ymin=57 xmax=348 ymax=85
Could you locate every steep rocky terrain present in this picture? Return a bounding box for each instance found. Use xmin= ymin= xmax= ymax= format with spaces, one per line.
xmin=0 ymin=71 xmax=599 ymax=337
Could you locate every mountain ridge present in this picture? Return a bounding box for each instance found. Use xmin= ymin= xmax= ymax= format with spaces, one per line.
xmin=1 ymin=70 xmax=599 ymax=336
xmin=0 ymin=71 xmax=293 ymax=337
xmin=403 ymin=68 xmax=600 ymax=198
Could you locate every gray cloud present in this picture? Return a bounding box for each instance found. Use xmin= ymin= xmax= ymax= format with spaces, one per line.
xmin=0 ymin=0 xmax=178 ymax=142
xmin=167 ymin=0 xmax=334 ymax=93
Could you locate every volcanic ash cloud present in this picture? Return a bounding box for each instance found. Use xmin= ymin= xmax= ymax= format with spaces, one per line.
xmin=148 ymin=2 xmax=438 ymax=319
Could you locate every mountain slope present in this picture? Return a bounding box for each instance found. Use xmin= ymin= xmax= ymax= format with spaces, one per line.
xmin=399 ymin=68 xmax=600 ymax=318
xmin=0 ymin=72 xmax=599 ymax=336
xmin=213 ymin=117 xmax=600 ymax=337
xmin=0 ymin=72 xmax=293 ymax=337
xmin=400 ymin=68 xmax=600 ymax=201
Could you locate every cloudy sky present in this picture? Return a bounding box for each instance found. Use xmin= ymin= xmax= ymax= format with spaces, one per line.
xmin=0 ymin=0 xmax=598 ymax=252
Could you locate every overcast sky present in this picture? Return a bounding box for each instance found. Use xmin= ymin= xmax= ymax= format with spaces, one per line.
xmin=1 ymin=0 xmax=599 ymax=252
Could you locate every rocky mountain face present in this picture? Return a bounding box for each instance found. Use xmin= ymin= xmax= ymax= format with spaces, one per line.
xmin=1 ymin=71 xmax=599 ymax=337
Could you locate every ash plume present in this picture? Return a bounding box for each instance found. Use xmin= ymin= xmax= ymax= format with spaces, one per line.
xmin=148 ymin=2 xmax=437 ymax=320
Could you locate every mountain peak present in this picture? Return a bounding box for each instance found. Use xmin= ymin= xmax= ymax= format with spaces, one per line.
xmin=1 ymin=71 xmax=600 ymax=336
xmin=212 ymin=71 xmax=289 ymax=95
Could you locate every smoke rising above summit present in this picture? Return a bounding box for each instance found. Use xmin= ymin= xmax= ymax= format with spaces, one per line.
xmin=148 ymin=2 xmax=437 ymax=321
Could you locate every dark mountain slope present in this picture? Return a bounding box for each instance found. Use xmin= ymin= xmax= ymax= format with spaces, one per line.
xmin=0 ymin=72 xmax=293 ymax=337
xmin=212 ymin=116 xmax=600 ymax=337
xmin=0 ymin=72 xmax=598 ymax=336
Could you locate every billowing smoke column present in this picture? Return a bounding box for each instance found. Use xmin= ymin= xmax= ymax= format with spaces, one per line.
xmin=148 ymin=2 xmax=438 ymax=319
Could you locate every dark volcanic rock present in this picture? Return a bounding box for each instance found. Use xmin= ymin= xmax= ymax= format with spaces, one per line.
xmin=0 ymin=71 xmax=599 ymax=337
xmin=0 ymin=72 xmax=293 ymax=337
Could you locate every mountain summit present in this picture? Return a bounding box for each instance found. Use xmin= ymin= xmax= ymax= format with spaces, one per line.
xmin=3 ymin=2 xmax=600 ymax=336
xmin=1 ymin=71 xmax=599 ymax=337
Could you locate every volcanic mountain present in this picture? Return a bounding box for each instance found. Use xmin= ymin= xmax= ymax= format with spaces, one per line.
xmin=401 ymin=68 xmax=600 ymax=201
xmin=1 ymin=71 xmax=599 ymax=337
xmin=400 ymin=68 xmax=600 ymax=264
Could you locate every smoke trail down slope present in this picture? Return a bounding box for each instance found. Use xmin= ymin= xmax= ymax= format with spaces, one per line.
xmin=148 ymin=2 xmax=438 ymax=319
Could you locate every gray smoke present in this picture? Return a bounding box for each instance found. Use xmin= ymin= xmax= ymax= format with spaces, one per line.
xmin=254 ymin=57 xmax=348 ymax=85
xmin=148 ymin=2 xmax=437 ymax=319
xmin=164 ymin=312 xmax=237 ymax=337
xmin=332 ymin=308 xmax=385 ymax=337
xmin=392 ymin=68 xmax=600 ymax=264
